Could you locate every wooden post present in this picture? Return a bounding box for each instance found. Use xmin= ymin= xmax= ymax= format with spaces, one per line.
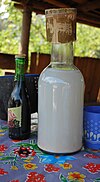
xmin=19 ymin=6 xmax=32 ymax=71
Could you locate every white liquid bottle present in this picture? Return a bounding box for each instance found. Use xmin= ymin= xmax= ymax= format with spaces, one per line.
xmin=38 ymin=8 xmax=84 ymax=153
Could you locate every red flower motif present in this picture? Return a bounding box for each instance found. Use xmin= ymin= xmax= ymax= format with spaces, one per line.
xmin=83 ymin=162 xmax=100 ymax=173
xmin=12 ymin=140 xmax=21 ymax=143
xmin=8 ymin=110 xmax=17 ymax=128
xmin=14 ymin=146 xmax=36 ymax=158
xmin=8 ymin=120 xmax=15 ymax=128
xmin=8 ymin=110 xmax=16 ymax=122
xmin=84 ymin=153 xmax=100 ymax=159
xmin=0 ymin=168 xmax=8 ymax=176
xmin=44 ymin=164 xmax=60 ymax=173
xmin=0 ymin=144 xmax=8 ymax=152
xmin=31 ymin=150 xmax=36 ymax=156
xmin=26 ymin=172 xmax=46 ymax=182
xmin=96 ymin=164 xmax=100 ymax=170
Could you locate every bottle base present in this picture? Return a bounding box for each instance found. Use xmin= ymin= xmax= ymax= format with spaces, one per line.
xmin=9 ymin=133 xmax=30 ymax=140
xmin=37 ymin=144 xmax=82 ymax=155
xmin=8 ymin=127 xmax=31 ymax=140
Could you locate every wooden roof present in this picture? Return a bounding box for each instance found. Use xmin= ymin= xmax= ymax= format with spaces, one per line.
xmin=12 ymin=0 xmax=100 ymax=28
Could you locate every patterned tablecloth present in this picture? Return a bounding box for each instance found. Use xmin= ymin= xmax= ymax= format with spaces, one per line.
xmin=0 ymin=119 xmax=100 ymax=182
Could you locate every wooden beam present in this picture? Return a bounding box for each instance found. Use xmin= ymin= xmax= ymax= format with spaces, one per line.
xmin=77 ymin=12 xmax=100 ymax=28
xmin=31 ymin=1 xmax=55 ymax=10
xmin=13 ymin=0 xmax=100 ymax=28
xmin=32 ymin=9 xmax=45 ymax=15
xmin=77 ymin=19 xmax=100 ymax=28
xmin=43 ymin=0 xmax=70 ymax=8
xmin=19 ymin=6 xmax=32 ymax=68
xmin=72 ymin=0 xmax=87 ymax=4
xmin=12 ymin=0 xmax=26 ymax=3
xmin=93 ymin=10 xmax=100 ymax=15
xmin=78 ymin=0 xmax=100 ymax=12
xmin=14 ymin=1 xmax=54 ymax=11
xmin=14 ymin=3 xmax=24 ymax=10
xmin=87 ymin=11 xmax=100 ymax=19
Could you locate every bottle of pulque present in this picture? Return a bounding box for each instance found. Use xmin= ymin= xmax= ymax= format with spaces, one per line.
xmin=8 ymin=55 xmax=31 ymax=140
xmin=38 ymin=8 xmax=84 ymax=153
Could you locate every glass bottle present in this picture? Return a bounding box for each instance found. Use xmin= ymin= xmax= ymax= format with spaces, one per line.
xmin=38 ymin=8 xmax=84 ymax=153
xmin=8 ymin=55 xmax=31 ymax=140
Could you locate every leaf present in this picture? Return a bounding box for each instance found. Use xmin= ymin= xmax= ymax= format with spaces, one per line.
xmin=1 ymin=126 xmax=8 ymax=130
xmin=94 ymin=178 xmax=100 ymax=182
xmin=12 ymin=143 xmax=37 ymax=150
xmin=59 ymin=174 xmax=68 ymax=182
xmin=0 ymin=156 xmax=15 ymax=161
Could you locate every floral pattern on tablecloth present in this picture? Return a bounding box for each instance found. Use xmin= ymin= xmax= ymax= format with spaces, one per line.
xmin=0 ymin=119 xmax=100 ymax=182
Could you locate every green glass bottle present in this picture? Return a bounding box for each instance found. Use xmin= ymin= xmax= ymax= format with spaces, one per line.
xmin=8 ymin=55 xmax=31 ymax=140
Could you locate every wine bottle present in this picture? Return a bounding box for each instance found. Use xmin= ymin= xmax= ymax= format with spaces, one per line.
xmin=38 ymin=8 xmax=84 ymax=153
xmin=8 ymin=55 xmax=31 ymax=140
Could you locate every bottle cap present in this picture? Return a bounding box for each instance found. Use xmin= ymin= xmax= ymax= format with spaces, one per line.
xmin=15 ymin=54 xmax=26 ymax=59
xmin=45 ymin=8 xmax=77 ymax=43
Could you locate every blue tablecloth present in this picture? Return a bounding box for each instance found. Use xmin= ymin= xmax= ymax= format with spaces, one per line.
xmin=0 ymin=119 xmax=100 ymax=182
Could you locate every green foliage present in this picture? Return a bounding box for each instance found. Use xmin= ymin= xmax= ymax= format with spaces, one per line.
xmin=29 ymin=14 xmax=51 ymax=55
xmin=74 ymin=23 xmax=100 ymax=58
xmin=0 ymin=0 xmax=100 ymax=59
xmin=0 ymin=0 xmax=22 ymax=54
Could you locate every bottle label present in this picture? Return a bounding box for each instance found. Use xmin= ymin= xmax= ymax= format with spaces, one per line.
xmin=8 ymin=106 xmax=21 ymax=128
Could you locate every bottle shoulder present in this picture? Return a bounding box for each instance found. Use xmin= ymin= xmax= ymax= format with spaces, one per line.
xmin=39 ymin=67 xmax=84 ymax=86
xmin=48 ymin=63 xmax=78 ymax=71
xmin=40 ymin=66 xmax=83 ymax=77
xmin=8 ymin=80 xmax=29 ymax=107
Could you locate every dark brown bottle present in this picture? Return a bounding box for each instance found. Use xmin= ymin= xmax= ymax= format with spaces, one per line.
xmin=8 ymin=55 xmax=31 ymax=140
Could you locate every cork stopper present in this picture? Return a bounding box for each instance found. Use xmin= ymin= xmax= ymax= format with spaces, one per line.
xmin=15 ymin=54 xmax=26 ymax=59
xmin=45 ymin=8 xmax=77 ymax=43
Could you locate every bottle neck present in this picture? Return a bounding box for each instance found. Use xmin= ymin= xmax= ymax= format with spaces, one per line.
xmin=15 ymin=60 xmax=25 ymax=81
xmin=51 ymin=41 xmax=74 ymax=70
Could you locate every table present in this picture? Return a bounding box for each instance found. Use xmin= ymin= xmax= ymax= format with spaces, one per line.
xmin=0 ymin=119 xmax=100 ymax=182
